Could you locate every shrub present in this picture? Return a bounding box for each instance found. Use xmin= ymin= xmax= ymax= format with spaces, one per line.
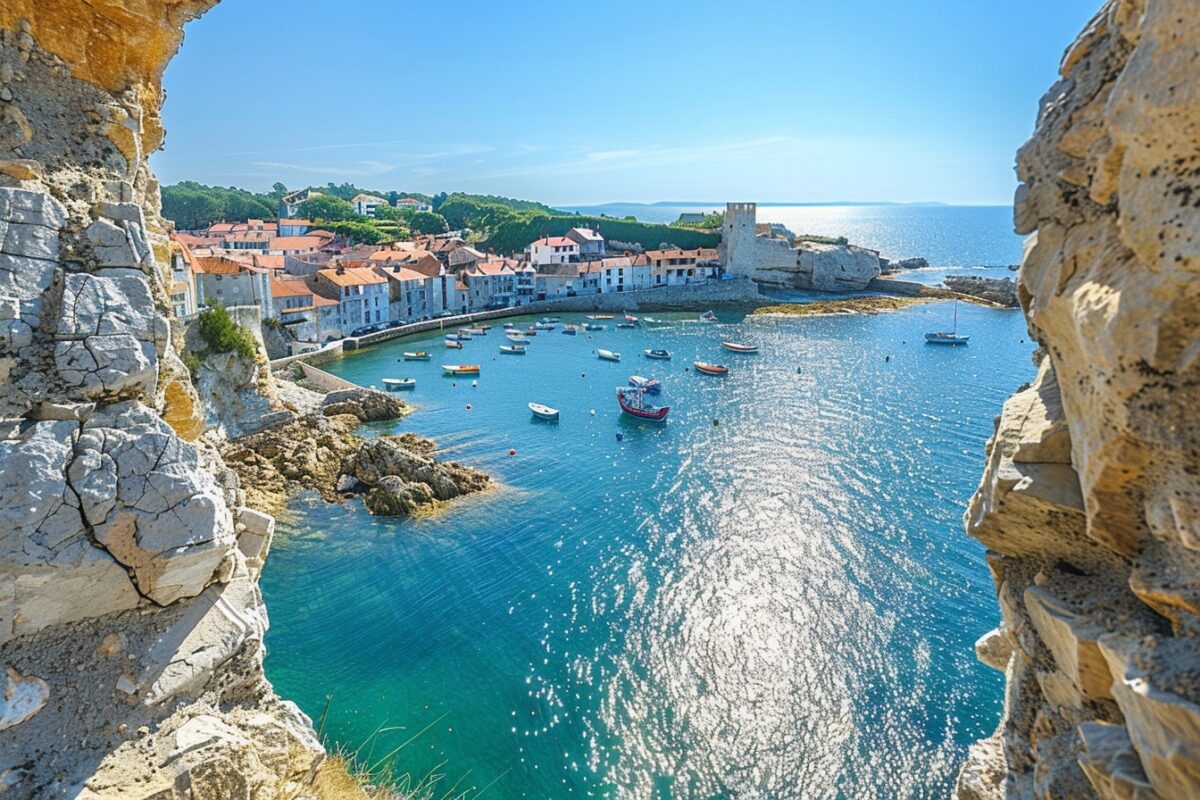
xmin=196 ymin=305 xmax=257 ymax=359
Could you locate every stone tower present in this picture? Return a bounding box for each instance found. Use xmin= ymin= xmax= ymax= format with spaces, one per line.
xmin=720 ymin=202 xmax=757 ymax=276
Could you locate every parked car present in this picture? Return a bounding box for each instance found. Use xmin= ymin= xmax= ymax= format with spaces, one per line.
xmin=349 ymin=325 xmax=369 ymax=337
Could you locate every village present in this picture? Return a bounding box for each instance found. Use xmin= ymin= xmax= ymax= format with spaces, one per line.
xmin=169 ymin=190 xmax=722 ymax=355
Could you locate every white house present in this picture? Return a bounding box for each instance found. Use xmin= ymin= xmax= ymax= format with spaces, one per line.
xmin=566 ymin=227 xmax=605 ymax=260
xmin=312 ymin=266 xmax=390 ymax=330
xmin=464 ymin=260 xmax=517 ymax=311
xmin=376 ymin=265 xmax=433 ymax=322
xmin=168 ymin=234 xmax=198 ymax=317
xmin=598 ymin=254 xmax=651 ymax=293
xmin=535 ymin=262 xmax=579 ymax=299
xmin=193 ymin=256 xmax=274 ymax=319
xmin=646 ymin=248 xmax=721 ymax=286
xmin=395 ymin=197 xmax=432 ymax=213
xmin=526 ymin=236 xmax=580 ymax=266
xmin=351 ymin=194 xmax=388 ymax=218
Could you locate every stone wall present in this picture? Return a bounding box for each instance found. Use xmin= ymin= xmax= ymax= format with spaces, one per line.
xmin=0 ymin=4 xmax=322 ymax=798
xmin=957 ymin=2 xmax=1200 ymax=798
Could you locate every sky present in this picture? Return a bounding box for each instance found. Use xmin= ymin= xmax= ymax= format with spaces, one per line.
xmin=152 ymin=0 xmax=1100 ymax=206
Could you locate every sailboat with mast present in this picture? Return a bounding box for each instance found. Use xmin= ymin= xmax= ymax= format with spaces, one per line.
xmin=925 ymin=299 xmax=970 ymax=345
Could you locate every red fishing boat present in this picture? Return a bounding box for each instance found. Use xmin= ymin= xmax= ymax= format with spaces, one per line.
xmin=694 ymin=362 xmax=729 ymax=375
xmin=616 ymin=387 xmax=669 ymax=421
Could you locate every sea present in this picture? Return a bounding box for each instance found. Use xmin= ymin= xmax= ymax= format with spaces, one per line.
xmin=261 ymin=205 xmax=1032 ymax=799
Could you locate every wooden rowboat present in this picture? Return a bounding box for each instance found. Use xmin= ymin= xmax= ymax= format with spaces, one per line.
xmin=694 ymin=361 xmax=728 ymax=375
xmin=528 ymin=402 xmax=559 ymax=420
xmin=442 ymin=364 xmax=480 ymax=375
xmin=722 ymin=341 xmax=759 ymax=353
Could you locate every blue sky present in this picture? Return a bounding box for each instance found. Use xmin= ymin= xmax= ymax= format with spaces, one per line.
xmin=152 ymin=0 xmax=1099 ymax=206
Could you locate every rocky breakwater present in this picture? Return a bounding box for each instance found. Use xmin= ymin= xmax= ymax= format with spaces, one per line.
xmin=0 ymin=4 xmax=325 ymax=798
xmin=943 ymin=275 xmax=1019 ymax=307
xmin=957 ymin=2 xmax=1200 ymax=799
xmin=221 ymin=387 xmax=489 ymax=518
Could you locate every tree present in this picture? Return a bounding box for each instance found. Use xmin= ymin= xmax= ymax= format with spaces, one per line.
xmin=431 ymin=192 xmax=448 ymax=211
xmin=271 ymin=182 xmax=288 ymax=197
xmin=409 ymin=211 xmax=449 ymax=235
xmin=373 ymin=204 xmax=400 ymax=221
xmin=298 ymin=195 xmax=359 ymax=222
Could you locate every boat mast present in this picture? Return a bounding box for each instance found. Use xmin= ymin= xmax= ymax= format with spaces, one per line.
xmin=953 ymin=299 xmax=958 ymax=335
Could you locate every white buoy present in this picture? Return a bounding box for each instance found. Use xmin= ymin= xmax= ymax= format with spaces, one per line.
xmin=472 ymin=380 xmax=478 ymax=387
xmin=590 ymin=409 xmax=596 ymax=415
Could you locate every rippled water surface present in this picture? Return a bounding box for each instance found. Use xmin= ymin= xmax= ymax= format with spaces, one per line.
xmin=262 ymin=304 xmax=1034 ymax=798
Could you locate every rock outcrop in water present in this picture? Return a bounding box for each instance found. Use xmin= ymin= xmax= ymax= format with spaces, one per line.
xmin=0 ymin=3 xmax=325 ymax=797
xmin=958 ymin=2 xmax=1200 ymax=798
xmin=943 ymin=275 xmax=1019 ymax=307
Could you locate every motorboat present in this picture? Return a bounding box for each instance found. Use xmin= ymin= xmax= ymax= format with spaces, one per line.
xmin=597 ymin=349 xmax=621 ymax=362
xmin=455 ymin=329 xmax=473 ymax=340
xmin=524 ymin=327 xmax=539 ymax=336
xmin=444 ymin=338 xmax=463 ymax=349
xmin=624 ymin=313 xmax=639 ymax=323
xmin=505 ymin=331 xmax=529 ymax=343
xmin=628 ymin=375 xmax=661 ymax=395
xmin=465 ymin=327 xmax=488 ymax=336
xmin=587 ymin=314 xmax=614 ymax=320
xmin=503 ymin=322 xmax=517 ymax=329
xmin=382 ymin=377 xmax=416 ymax=391
xmin=402 ymin=351 xmax=430 ymax=361
xmin=584 ymin=323 xmax=606 ymax=331
xmin=722 ymin=341 xmax=759 ymax=353
xmin=442 ymin=364 xmax=480 ymax=375
xmin=616 ymin=322 xmax=637 ymax=329
xmin=533 ymin=322 xmax=555 ymax=330
xmin=500 ymin=344 xmax=527 ymax=355
xmin=925 ymin=299 xmax=970 ymax=345
xmin=528 ymin=402 xmax=560 ymax=420
xmin=561 ymin=325 xmax=578 ymax=336
xmin=698 ymin=310 xmax=718 ymax=323
xmin=541 ymin=317 xmax=561 ymax=324
xmin=616 ymin=386 xmax=669 ymax=422
xmin=643 ymin=349 xmax=671 ymax=360
xmin=641 ymin=316 xmax=668 ymax=327
xmin=694 ymin=361 xmax=728 ymax=375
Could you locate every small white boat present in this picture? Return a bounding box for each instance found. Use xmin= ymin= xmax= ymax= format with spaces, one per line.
xmin=505 ymin=331 xmax=528 ymax=343
xmin=533 ymin=322 xmax=555 ymax=330
xmin=584 ymin=323 xmax=606 ymax=331
xmin=616 ymin=322 xmax=637 ymax=329
xmin=628 ymin=375 xmax=661 ymax=394
xmin=624 ymin=313 xmax=639 ymax=323
xmin=503 ymin=322 xmax=517 ymax=329
xmin=455 ymin=329 xmax=473 ymax=340
xmin=465 ymin=327 xmax=487 ymax=336
xmin=587 ymin=314 xmax=614 ymax=320
xmin=402 ymin=351 xmax=431 ymax=361
xmin=642 ymin=316 xmax=668 ymax=327
xmin=597 ymin=349 xmax=621 ymax=362
xmin=444 ymin=338 xmax=463 ymax=349
xmin=925 ymin=300 xmax=970 ymax=345
xmin=722 ymin=341 xmax=759 ymax=353
xmin=442 ymin=364 xmax=480 ymax=375
xmin=698 ymin=310 xmax=718 ymax=323
xmin=382 ymin=377 xmax=416 ymax=391
xmin=643 ymin=349 xmax=671 ymax=360
xmin=540 ymin=317 xmax=561 ymax=324
xmin=499 ymin=344 xmax=526 ymax=355
xmin=528 ymin=402 xmax=560 ymax=420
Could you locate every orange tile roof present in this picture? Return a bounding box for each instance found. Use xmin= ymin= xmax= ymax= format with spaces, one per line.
xmin=194 ymin=256 xmax=253 ymax=275
xmin=278 ymin=219 xmax=314 ymax=227
xmin=317 ymin=267 xmax=388 ymax=287
xmin=269 ymin=236 xmax=323 ymax=251
xmin=312 ymin=295 xmax=339 ymax=307
xmin=532 ymin=236 xmax=576 ymax=248
xmin=271 ymin=278 xmax=312 ymax=298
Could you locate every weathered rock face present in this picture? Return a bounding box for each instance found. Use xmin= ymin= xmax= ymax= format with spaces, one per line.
xmin=944 ymin=275 xmax=1020 ymax=307
xmin=958 ymin=2 xmax=1200 ymax=798
xmin=0 ymin=3 xmax=323 ymax=797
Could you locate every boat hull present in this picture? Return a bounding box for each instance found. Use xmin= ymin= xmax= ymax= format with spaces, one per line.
xmin=694 ymin=362 xmax=728 ymax=375
xmin=528 ymin=403 xmax=559 ymax=420
xmin=616 ymin=392 xmax=669 ymax=421
xmin=402 ymin=352 xmax=430 ymax=360
xmin=643 ymin=350 xmax=671 ymax=360
xmin=722 ymin=342 xmax=759 ymax=353
xmin=597 ymin=350 xmax=620 ymax=362
xmin=924 ymin=333 xmax=970 ymax=345
xmin=442 ymin=365 xmax=480 ymax=375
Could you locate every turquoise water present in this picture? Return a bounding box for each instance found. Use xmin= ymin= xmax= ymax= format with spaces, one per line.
xmin=262 ymin=304 xmax=1035 ymax=798
xmin=563 ymin=204 xmax=1021 ymax=267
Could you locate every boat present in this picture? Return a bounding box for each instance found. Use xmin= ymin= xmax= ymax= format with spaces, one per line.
xmin=382 ymin=377 xmax=416 ymax=391
xmin=641 ymin=316 xmax=668 ymax=327
xmin=694 ymin=361 xmax=729 ymax=375
xmin=541 ymin=317 xmax=560 ymax=324
xmin=597 ymin=349 xmax=621 ymax=362
xmin=925 ymin=299 xmax=970 ymax=345
xmin=402 ymin=351 xmax=431 ymax=361
xmin=505 ymin=331 xmax=528 ymax=343
xmin=503 ymin=322 xmax=517 ymax=329
xmin=524 ymin=327 xmax=539 ymax=336
xmin=528 ymin=402 xmax=559 ymax=420
xmin=643 ymin=349 xmax=671 ymax=360
xmin=584 ymin=323 xmax=606 ymax=331
xmin=533 ymin=322 xmax=555 ymax=330
xmin=499 ymin=344 xmax=526 ymax=355
xmin=476 ymin=324 xmax=492 ymax=331
xmin=616 ymin=322 xmax=637 ymax=329
xmin=628 ymin=375 xmax=662 ymax=395
xmin=587 ymin=314 xmax=614 ymax=320
xmin=722 ymin=341 xmax=759 ymax=354
xmin=455 ymin=329 xmax=473 ymax=340
xmin=465 ymin=326 xmax=487 ymax=336
xmin=616 ymin=386 xmax=669 ymax=422
xmin=698 ymin=310 xmax=718 ymax=323
xmin=561 ymin=325 xmax=578 ymax=336
xmin=442 ymin=364 xmax=480 ymax=375
xmin=444 ymin=338 xmax=463 ymax=349
xmin=624 ymin=313 xmax=639 ymax=323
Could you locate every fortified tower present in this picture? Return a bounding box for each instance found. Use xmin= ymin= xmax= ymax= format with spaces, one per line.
xmin=720 ymin=202 xmax=758 ymax=277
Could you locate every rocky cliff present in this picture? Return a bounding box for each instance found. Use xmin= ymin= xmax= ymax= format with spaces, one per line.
xmin=958 ymin=2 xmax=1200 ymax=798
xmin=0 ymin=3 xmax=323 ymax=797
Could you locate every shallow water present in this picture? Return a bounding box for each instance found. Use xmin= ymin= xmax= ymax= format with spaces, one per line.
xmin=261 ymin=304 xmax=1034 ymax=798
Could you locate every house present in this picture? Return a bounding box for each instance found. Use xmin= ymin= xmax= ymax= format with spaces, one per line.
xmin=278 ymin=218 xmax=313 ymax=237
xmin=350 ymin=194 xmax=387 ymax=218
xmin=598 ymin=254 xmax=651 ymax=293
xmin=525 ymin=236 xmax=579 ymax=266
xmin=514 ymin=263 xmax=536 ymax=303
xmin=448 ymin=246 xmax=486 ymax=273
xmin=270 ymin=277 xmax=321 ymax=345
xmin=192 ymin=256 xmax=274 ymax=319
xmin=375 ymin=265 xmax=432 ymax=322
xmin=534 ymin=262 xmax=579 ymax=300
xmin=267 ymin=235 xmax=324 ymax=257
xmin=576 ymin=261 xmax=603 ymax=294
xmin=367 ymin=244 xmax=443 ymax=278
xmin=312 ymin=266 xmax=390 ymax=331
xmin=565 ymin=227 xmax=605 ymax=260
xmin=646 ymin=247 xmax=721 ymax=285
xmin=168 ymin=233 xmax=198 ymax=317
xmin=463 ymin=259 xmax=517 ymax=310
xmin=395 ymin=197 xmax=432 ymax=213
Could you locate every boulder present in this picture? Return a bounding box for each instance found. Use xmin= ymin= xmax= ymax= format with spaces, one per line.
xmin=322 ymin=387 xmax=407 ymax=422
xmin=943 ymin=275 xmax=1019 ymax=307
xmin=794 ymin=242 xmax=881 ymax=292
